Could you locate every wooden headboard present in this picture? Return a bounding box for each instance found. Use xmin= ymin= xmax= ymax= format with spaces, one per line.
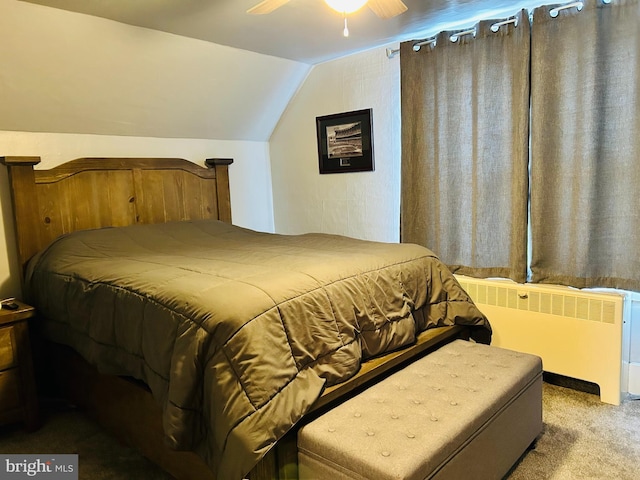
xmin=0 ymin=156 xmax=233 ymax=274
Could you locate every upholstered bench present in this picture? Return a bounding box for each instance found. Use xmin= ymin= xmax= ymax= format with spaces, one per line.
xmin=297 ymin=339 xmax=543 ymax=480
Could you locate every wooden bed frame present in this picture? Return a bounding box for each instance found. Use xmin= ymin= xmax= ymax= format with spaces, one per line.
xmin=0 ymin=156 xmax=467 ymax=479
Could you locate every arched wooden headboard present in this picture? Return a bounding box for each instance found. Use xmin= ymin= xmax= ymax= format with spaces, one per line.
xmin=0 ymin=156 xmax=233 ymax=274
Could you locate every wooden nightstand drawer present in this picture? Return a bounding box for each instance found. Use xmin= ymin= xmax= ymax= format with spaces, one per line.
xmin=0 ymin=368 xmax=21 ymax=412
xmin=0 ymin=325 xmax=18 ymax=370
xmin=0 ymin=301 xmax=39 ymax=430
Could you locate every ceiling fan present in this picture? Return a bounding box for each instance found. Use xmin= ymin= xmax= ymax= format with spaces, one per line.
xmin=247 ymin=0 xmax=408 ymax=20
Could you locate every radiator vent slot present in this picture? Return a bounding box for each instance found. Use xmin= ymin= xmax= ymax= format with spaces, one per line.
xmin=458 ymin=280 xmax=616 ymax=324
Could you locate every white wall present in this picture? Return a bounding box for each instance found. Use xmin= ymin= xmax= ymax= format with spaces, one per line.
xmin=270 ymin=45 xmax=401 ymax=243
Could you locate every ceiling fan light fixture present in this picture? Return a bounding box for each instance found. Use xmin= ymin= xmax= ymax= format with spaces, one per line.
xmin=324 ymin=0 xmax=368 ymax=15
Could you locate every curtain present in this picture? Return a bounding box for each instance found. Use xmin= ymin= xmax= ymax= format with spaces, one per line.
xmin=400 ymin=9 xmax=530 ymax=282
xmin=530 ymin=0 xmax=640 ymax=290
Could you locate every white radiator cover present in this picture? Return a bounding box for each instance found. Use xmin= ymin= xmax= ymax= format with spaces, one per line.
xmin=455 ymin=275 xmax=637 ymax=405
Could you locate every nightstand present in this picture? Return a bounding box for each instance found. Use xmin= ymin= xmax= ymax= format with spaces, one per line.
xmin=0 ymin=300 xmax=39 ymax=430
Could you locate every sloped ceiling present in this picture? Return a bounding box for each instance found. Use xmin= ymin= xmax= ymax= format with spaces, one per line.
xmin=5 ymin=0 xmax=547 ymax=141
xmin=2 ymin=0 xmax=310 ymax=141
xmin=21 ymin=0 xmax=547 ymax=64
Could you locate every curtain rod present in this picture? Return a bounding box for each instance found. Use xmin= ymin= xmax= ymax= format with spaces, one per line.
xmin=386 ymin=17 xmax=517 ymax=59
xmin=385 ymin=0 xmax=604 ymax=59
xmin=549 ymin=2 xmax=583 ymax=17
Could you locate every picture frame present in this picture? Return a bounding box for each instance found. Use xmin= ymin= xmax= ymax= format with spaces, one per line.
xmin=316 ymin=108 xmax=374 ymax=174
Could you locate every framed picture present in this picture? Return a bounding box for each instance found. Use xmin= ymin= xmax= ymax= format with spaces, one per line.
xmin=316 ymin=108 xmax=374 ymax=174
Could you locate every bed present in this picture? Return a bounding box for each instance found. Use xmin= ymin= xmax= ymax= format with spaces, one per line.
xmin=0 ymin=155 xmax=491 ymax=480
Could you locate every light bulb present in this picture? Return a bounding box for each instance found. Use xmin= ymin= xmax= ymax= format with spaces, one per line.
xmin=324 ymin=0 xmax=368 ymax=14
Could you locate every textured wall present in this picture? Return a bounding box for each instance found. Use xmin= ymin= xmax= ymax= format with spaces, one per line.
xmin=270 ymin=45 xmax=401 ymax=242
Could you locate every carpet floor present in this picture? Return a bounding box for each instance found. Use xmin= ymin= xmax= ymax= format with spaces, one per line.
xmin=1 ymin=381 xmax=639 ymax=479
xmin=507 ymin=382 xmax=640 ymax=480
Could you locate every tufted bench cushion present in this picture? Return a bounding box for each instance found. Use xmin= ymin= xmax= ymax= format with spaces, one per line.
xmin=297 ymin=339 xmax=543 ymax=480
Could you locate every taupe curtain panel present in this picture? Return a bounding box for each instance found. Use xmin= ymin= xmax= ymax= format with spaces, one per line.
xmin=402 ymin=0 xmax=640 ymax=291
xmin=530 ymin=0 xmax=640 ymax=290
xmin=400 ymin=9 xmax=530 ymax=283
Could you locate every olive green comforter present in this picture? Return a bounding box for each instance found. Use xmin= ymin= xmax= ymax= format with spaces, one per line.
xmin=25 ymin=220 xmax=490 ymax=479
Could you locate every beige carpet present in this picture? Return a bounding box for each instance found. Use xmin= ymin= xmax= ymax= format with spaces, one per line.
xmin=0 ymin=382 xmax=639 ymax=479
xmin=507 ymin=383 xmax=640 ymax=480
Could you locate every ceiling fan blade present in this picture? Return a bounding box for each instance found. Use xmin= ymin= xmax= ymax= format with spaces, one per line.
xmin=247 ymin=0 xmax=292 ymax=15
xmin=367 ymin=0 xmax=408 ymax=19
